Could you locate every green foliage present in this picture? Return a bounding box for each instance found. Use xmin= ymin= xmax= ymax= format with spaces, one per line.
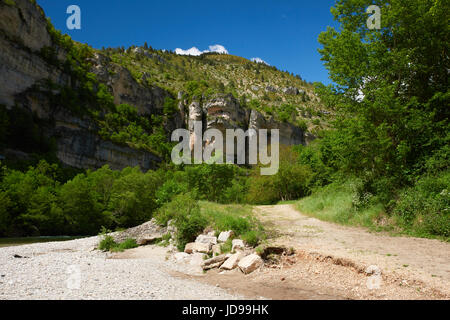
xmin=3 ymin=0 xmax=16 ymax=7
xmin=393 ymin=171 xmax=449 ymax=237
xmin=0 ymin=191 xmax=12 ymax=235
xmin=275 ymin=104 xmax=297 ymax=123
xmin=297 ymin=180 xmax=385 ymax=228
xmin=98 ymin=235 xmax=117 ymax=251
xmin=155 ymin=172 xmax=189 ymax=205
xmin=292 ymin=0 xmax=450 ymax=240
xmin=97 ymin=103 xmax=172 ymax=158
xmin=199 ymin=201 xmax=265 ymax=247
xmin=184 ymin=164 xmax=238 ymax=202
xmin=155 ymin=193 xmax=207 ymax=251
xmin=247 ymin=146 xmax=314 ymax=204
xmin=108 ymin=167 xmax=162 ymax=227
xmin=317 ymin=0 xmax=449 ymax=189
xmin=0 ymin=162 xmax=163 ymax=237
xmin=241 ymin=230 xmax=263 ymax=247
xmin=98 ymin=235 xmax=138 ymax=252
xmin=220 ymin=239 xmax=232 ymax=254
xmin=112 ymin=238 xmax=139 ymax=252
xmin=163 ymin=97 xmax=178 ymax=116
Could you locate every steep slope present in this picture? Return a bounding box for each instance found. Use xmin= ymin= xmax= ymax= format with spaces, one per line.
xmin=0 ymin=0 xmax=329 ymax=171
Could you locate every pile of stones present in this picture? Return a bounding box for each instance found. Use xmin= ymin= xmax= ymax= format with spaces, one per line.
xmin=175 ymin=230 xmax=264 ymax=275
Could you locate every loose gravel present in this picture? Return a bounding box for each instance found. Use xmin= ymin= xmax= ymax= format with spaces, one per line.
xmin=0 ymin=236 xmax=243 ymax=300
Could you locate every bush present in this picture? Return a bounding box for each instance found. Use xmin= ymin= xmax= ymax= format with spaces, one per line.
xmin=155 ymin=193 xmax=207 ymax=251
xmin=155 ymin=171 xmax=189 ymax=205
xmin=98 ymin=235 xmax=117 ymax=251
xmin=200 ymin=202 xmax=265 ymax=247
xmin=220 ymin=239 xmax=232 ymax=254
xmin=393 ymin=171 xmax=450 ymax=237
xmin=98 ymin=235 xmax=138 ymax=252
xmin=242 ymin=230 xmax=264 ymax=247
xmin=185 ymin=164 xmax=237 ymax=202
xmin=247 ymin=146 xmax=313 ymax=204
xmin=108 ymin=167 xmax=162 ymax=228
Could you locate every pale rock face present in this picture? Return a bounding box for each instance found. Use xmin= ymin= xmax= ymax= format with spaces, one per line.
xmin=184 ymin=242 xmax=211 ymax=254
xmin=220 ymin=252 xmax=245 ymax=270
xmin=232 ymin=239 xmax=245 ymax=252
xmin=189 ymin=252 xmax=207 ymax=267
xmin=238 ymin=254 xmax=263 ymax=274
xmin=248 ymin=109 xmax=305 ymax=146
xmin=90 ymin=53 xmax=170 ymax=116
xmin=201 ymin=255 xmax=228 ymax=270
xmin=195 ymin=235 xmax=218 ymax=245
xmin=218 ymin=231 xmax=234 ymax=243
xmin=112 ymin=219 xmax=166 ymax=244
xmin=0 ymin=0 xmax=51 ymax=52
xmin=204 ymin=94 xmax=248 ymax=133
xmin=0 ymin=1 xmax=169 ymax=171
xmin=188 ymin=100 xmax=203 ymax=152
xmin=0 ymin=0 xmax=310 ymax=175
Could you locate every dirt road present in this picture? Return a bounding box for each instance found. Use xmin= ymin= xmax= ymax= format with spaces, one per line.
xmin=246 ymin=204 xmax=449 ymax=299
xmin=96 ymin=204 xmax=449 ymax=300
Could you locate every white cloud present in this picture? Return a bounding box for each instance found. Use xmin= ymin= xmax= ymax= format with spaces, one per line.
xmin=175 ymin=47 xmax=204 ymax=56
xmin=174 ymin=44 xmax=229 ymax=56
xmin=208 ymin=44 xmax=228 ymax=54
xmin=251 ymin=57 xmax=269 ymax=65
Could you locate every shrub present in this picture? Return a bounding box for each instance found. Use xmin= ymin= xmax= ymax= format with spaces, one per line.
xmin=200 ymin=202 xmax=265 ymax=247
xmin=108 ymin=168 xmax=161 ymax=228
xmin=185 ymin=164 xmax=237 ymax=202
xmin=393 ymin=171 xmax=450 ymax=237
xmin=155 ymin=193 xmax=207 ymax=251
xmin=242 ymin=230 xmax=263 ymax=247
xmin=98 ymin=235 xmax=117 ymax=251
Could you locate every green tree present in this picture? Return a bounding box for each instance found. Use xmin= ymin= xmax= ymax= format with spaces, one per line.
xmin=317 ymin=0 xmax=449 ymax=192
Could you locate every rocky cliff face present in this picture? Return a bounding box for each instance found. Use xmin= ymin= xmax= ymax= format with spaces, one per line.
xmin=0 ymin=0 xmax=165 ymax=171
xmin=0 ymin=0 xmax=305 ymax=171
xmin=181 ymin=94 xmax=305 ymax=157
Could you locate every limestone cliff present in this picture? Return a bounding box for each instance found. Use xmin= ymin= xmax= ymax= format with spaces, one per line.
xmin=0 ymin=0 xmax=306 ymax=172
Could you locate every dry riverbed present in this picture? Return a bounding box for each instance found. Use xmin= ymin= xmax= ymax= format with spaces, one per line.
xmin=0 ymin=236 xmax=244 ymax=300
xmin=1 ymin=205 xmax=448 ymax=300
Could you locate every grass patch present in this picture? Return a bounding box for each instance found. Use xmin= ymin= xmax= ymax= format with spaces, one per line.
xmin=296 ymin=179 xmax=449 ymax=241
xmin=154 ymin=195 xmax=266 ymax=251
xmin=98 ymin=235 xmax=138 ymax=252
xmin=199 ymin=201 xmax=266 ymax=247
xmin=296 ymin=180 xmax=385 ymax=229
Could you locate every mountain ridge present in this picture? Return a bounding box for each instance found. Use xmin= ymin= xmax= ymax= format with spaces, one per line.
xmin=0 ymin=0 xmax=329 ymax=171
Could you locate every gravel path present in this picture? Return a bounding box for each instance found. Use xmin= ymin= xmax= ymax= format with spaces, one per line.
xmin=0 ymin=236 xmax=243 ymax=300
xmin=256 ymin=204 xmax=450 ymax=299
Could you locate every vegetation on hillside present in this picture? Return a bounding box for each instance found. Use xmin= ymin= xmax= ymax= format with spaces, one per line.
xmin=101 ymin=46 xmax=329 ymax=133
xmin=0 ymin=0 xmax=448 ymax=242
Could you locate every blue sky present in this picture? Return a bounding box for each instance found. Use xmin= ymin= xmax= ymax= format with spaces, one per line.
xmin=38 ymin=0 xmax=339 ymax=84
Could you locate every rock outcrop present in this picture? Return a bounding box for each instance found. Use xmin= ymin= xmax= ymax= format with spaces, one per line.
xmin=0 ymin=0 xmax=307 ymax=172
xmin=0 ymin=0 xmax=166 ymax=171
xmin=112 ymin=219 xmax=167 ymax=245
